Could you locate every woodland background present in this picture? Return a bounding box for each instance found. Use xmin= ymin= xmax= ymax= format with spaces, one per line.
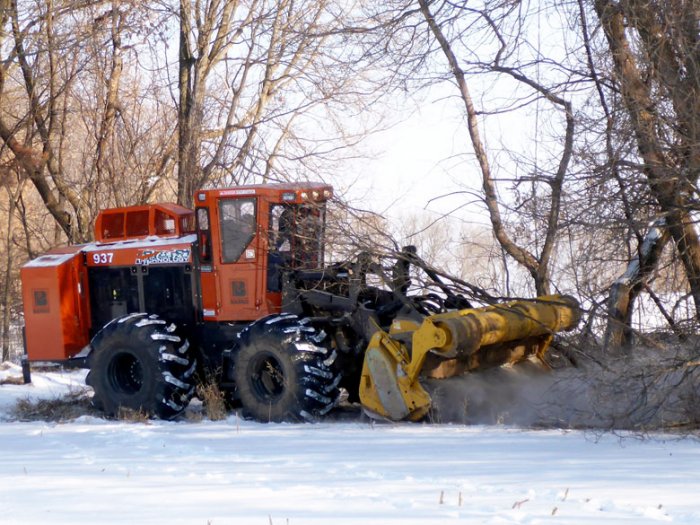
xmin=2 ymin=0 xmax=700 ymax=369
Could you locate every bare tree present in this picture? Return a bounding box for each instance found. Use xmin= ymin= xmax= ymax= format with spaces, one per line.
xmin=0 ymin=0 xmax=90 ymax=241
xmin=0 ymin=1 xmax=173 ymax=242
xmin=349 ymin=1 xmax=576 ymax=296
xmin=594 ymin=1 xmax=700 ymax=320
xmin=174 ymin=0 xmax=383 ymax=207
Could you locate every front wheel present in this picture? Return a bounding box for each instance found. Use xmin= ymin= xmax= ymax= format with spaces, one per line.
xmin=86 ymin=313 xmax=196 ymax=419
xmin=233 ymin=314 xmax=340 ymax=422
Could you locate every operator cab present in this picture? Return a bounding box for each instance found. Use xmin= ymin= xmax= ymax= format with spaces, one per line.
xmin=194 ymin=183 xmax=332 ymax=322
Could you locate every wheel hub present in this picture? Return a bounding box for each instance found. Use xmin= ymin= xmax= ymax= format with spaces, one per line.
xmin=250 ymin=354 xmax=285 ymax=400
xmin=108 ymin=352 xmax=144 ymax=395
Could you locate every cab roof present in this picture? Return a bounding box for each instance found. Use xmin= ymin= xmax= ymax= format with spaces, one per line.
xmin=195 ymin=182 xmax=333 ymax=204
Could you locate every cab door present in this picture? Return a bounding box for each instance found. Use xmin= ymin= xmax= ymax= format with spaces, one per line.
xmin=197 ymin=196 xmax=267 ymax=321
xmin=215 ymin=197 xmax=264 ymax=320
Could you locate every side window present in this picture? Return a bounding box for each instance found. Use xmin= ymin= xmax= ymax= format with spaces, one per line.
xmin=196 ymin=208 xmax=211 ymax=263
xmin=154 ymin=209 xmax=176 ymax=235
xmin=295 ymin=205 xmax=324 ymax=269
xmin=219 ymin=199 xmax=256 ymax=263
xmin=101 ymin=212 xmax=124 ymax=239
xmin=267 ymin=205 xmax=293 ymax=293
xmin=269 ymin=205 xmax=293 ymax=253
xmin=267 ymin=203 xmax=325 ymax=270
xmin=126 ymin=210 xmax=149 ymax=237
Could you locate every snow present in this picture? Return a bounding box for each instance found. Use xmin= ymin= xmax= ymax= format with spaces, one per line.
xmin=614 ymin=218 xmax=667 ymax=286
xmin=22 ymin=252 xmax=80 ymax=268
xmin=1 ymin=363 xmax=700 ymax=524
xmin=80 ymin=234 xmax=198 ymax=252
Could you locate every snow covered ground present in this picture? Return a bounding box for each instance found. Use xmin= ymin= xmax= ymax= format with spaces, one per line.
xmin=1 ymin=363 xmax=700 ymax=524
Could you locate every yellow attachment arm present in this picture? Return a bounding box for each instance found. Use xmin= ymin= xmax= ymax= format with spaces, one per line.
xmin=358 ymin=295 xmax=581 ymax=421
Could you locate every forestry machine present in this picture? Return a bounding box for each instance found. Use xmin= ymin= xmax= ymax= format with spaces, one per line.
xmin=20 ymin=182 xmax=580 ymax=422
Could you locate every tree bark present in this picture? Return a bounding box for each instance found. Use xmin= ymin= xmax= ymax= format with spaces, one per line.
xmin=605 ymin=218 xmax=670 ymax=347
xmin=93 ymin=4 xmax=125 ymax=206
xmin=177 ymin=0 xmax=198 ymax=208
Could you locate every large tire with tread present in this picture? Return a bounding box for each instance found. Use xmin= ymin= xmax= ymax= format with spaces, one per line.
xmin=86 ymin=313 xmax=196 ymax=420
xmin=234 ymin=314 xmax=340 ymax=422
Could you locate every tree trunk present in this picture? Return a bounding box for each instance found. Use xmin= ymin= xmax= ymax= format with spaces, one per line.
xmin=93 ymin=4 xmax=124 ymax=207
xmin=605 ymin=218 xmax=670 ymax=347
xmin=177 ymin=0 xmax=197 ymax=208
xmin=1 ymin=191 xmax=15 ymax=362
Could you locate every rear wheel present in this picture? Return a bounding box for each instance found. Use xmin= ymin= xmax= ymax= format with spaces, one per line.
xmin=86 ymin=313 xmax=196 ymax=419
xmin=233 ymin=314 xmax=340 ymax=422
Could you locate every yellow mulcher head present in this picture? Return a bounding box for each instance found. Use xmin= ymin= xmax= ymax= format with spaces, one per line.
xmin=358 ymin=295 xmax=581 ymax=421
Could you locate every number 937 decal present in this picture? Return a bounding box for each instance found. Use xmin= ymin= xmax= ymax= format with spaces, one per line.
xmin=92 ymin=252 xmax=114 ymax=264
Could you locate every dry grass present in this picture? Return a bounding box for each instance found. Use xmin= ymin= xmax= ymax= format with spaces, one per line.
xmin=0 ymin=376 xmax=25 ymax=386
xmin=117 ymin=407 xmax=151 ymax=423
xmin=10 ymin=388 xmax=95 ymax=422
xmin=196 ymin=381 xmax=227 ymax=421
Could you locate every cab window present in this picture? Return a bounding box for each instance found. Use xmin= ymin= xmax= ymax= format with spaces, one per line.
xmin=196 ymin=208 xmax=212 ymax=263
xmin=219 ymin=199 xmax=256 ymax=263
xmin=268 ymin=203 xmax=324 ymax=270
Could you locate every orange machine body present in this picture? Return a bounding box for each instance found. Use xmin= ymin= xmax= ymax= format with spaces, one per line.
xmin=21 ymin=183 xmax=332 ymax=362
xmin=21 ymin=246 xmax=91 ymax=361
xmin=21 ymin=202 xmax=198 ymax=362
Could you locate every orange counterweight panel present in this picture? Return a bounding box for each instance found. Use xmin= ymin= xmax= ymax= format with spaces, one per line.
xmin=21 ymin=247 xmax=90 ymax=361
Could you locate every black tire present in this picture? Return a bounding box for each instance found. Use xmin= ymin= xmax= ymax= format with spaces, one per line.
xmin=233 ymin=314 xmax=340 ymax=422
xmin=86 ymin=313 xmax=196 ymax=420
